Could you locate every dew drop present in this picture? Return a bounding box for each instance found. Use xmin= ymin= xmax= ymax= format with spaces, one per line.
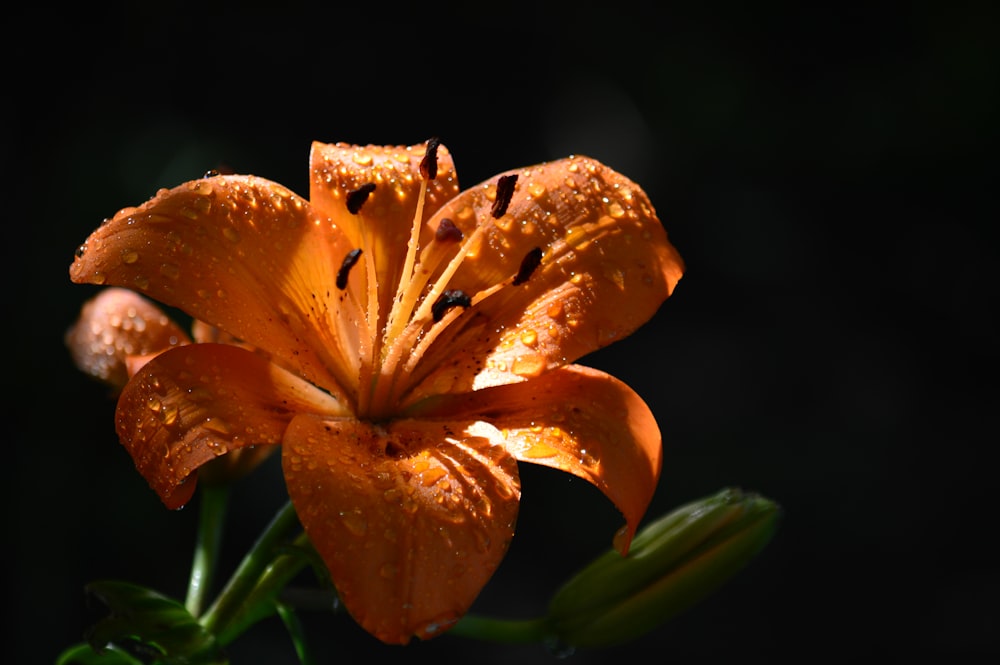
xmin=202 ymin=417 xmax=231 ymax=435
xmin=159 ymin=263 xmax=180 ymax=279
xmin=187 ymin=387 xmax=213 ymax=402
xmin=192 ymin=196 xmax=212 ymax=214
xmin=379 ymin=562 xmax=399 ymax=579
xmin=523 ymin=441 xmax=558 ymax=459
xmin=339 ymin=509 xmax=368 ymax=536
xmin=544 ymin=636 xmax=577 ymax=659
xmin=421 ymin=467 xmax=447 ymax=487
xmin=223 ymin=227 xmax=240 ymax=243
xmin=564 ymin=226 xmax=589 ymax=248
xmin=511 ymin=353 xmax=546 ymax=378
xmin=612 ymin=524 xmax=630 ymax=555
xmin=519 ymin=328 xmax=538 ymax=347
xmin=602 ymin=264 xmax=626 ymax=289
xmin=401 ymin=497 xmax=419 ymax=514
xmin=607 ymin=201 xmax=625 ymax=218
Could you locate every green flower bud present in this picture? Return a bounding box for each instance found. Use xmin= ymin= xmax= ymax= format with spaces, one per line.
xmin=547 ymin=487 xmax=780 ymax=648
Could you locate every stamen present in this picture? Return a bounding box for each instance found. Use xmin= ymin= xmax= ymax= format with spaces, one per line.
xmin=431 ymin=289 xmax=472 ymax=322
xmin=420 ymin=137 xmax=441 ymax=180
xmin=513 ymin=247 xmax=543 ymax=285
xmin=435 ymin=218 xmax=463 ymax=243
xmin=491 ymin=174 xmax=518 ymax=218
xmin=383 ymin=138 xmax=439 ymax=359
xmin=346 ymin=183 xmax=377 ymax=214
xmin=336 ymin=248 xmax=363 ymax=290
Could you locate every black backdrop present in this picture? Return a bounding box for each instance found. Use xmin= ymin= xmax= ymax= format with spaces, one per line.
xmin=6 ymin=2 xmax=997 ymax=662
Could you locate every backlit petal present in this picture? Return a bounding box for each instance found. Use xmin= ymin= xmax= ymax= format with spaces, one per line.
xmin=414 ymin=364 xmax=660 ymax=553
xmin=70 ymin=175 xmax=365 ymax=404
xmin=308 ymin=141 xmax=460 ymax=335
xmin=65 ymin=287 xmax=190 ymax=390
xmin=282 ymin=414 xmax=520 ymax=644
xmin=117 ymin=343 xmax=347 ymax=509
xmin=402 ymin=155 xmax=684 ymax=403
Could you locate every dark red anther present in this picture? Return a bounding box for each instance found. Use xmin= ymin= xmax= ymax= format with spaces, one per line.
xmin=432 ymin=289 xmax=472 ymax=322
xmin=491 ymin=174 xmax=518 ymax=218
xmin=420 ymin=137 xmax=441 ymax=180
xmin=337 ymin=249 xmax=363 ymax=290
xmin=435 ymin=218 xmax=464 ymax=243
xmin=513 ymin=247 xmax=543 ymax=286
xmin=346 ymin=183 xmax=377 ymax=214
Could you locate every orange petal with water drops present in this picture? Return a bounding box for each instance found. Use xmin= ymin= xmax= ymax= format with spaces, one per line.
xmin=402 ymin=155 xmax=684 ymax=404
xmin=414 ymin=364 xmax=661 ymax=554
xmin=70 ymin=175 xmax=365 ymax=405
xmin=65 ymin=287 xmax=190 ymax=391
xmin=282 ymin=414 xmax=520 ymax=644
xmin=308 ymin=141 xmax=460 ymax=335
xmin=116 ymin=343 xmax=348 ymax=509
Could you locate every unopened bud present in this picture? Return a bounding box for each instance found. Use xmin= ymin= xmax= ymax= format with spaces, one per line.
xmin=547 ymin=487 xmax=780 ymax=647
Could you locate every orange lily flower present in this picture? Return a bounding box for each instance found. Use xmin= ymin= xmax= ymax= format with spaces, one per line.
xmin=68 ymin=139 xmax=684 ymax=644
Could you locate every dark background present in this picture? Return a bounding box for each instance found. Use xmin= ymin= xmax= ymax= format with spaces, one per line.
xmin=6 ymin=1 xmax=997 ymax=662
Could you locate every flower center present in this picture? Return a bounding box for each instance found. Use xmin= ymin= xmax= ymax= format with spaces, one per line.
xmin=337 ymin=139 xmax=537 ymax=423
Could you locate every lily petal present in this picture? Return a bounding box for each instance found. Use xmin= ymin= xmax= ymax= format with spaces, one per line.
xmin=282 ymin=414 xmax=520 ymax=644
xmin=70 ymin=175 xmax=365 ymax=405
xmin=402 ymin=155 xmax=684 ymax=403
xmin=308 ymin=141 xmax=460 ymax=336
xmin=414 ymin=364 xmax=661 ymax=554
xmin=65 ymin=287 xmax=190 ymax=390
xmin=117 ymin=343 xmax=347 ymax=509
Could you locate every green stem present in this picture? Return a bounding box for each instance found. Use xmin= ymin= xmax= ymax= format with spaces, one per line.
xmin=185 ymin=484 xmax=230 ymax=617
xmin=200 ymin=500 xmax=301 ymax=636
xmin=215 ymin=532 xmax=316 ymax=646
xmin=448 ymin=614 xmax=552 ymax=644
xmin=276 ymin=601 xmax=317 ymax=665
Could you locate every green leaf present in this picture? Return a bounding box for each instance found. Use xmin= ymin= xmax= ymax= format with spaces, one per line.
xmin=56 ymin=642 xmax=144 ymax=665
xmin=82 ymin=580 xmax=226 ymax=665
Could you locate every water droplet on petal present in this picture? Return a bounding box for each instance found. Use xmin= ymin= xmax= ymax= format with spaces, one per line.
xmin=202 ymin=417 xmax=231 ymax=435
xmin=422 ymin=467 xmax=446 ymax=487
xmin=511 ymin=353 xmax=546 ymax=378
xmin=612 ymin=524 xmax=629 ymax=555
xmin=524 ymin=441 xmax=558 ymax=459
xmin=527 ymin=182 xmax=547 ymax=198
xmin=161 ymin=405 xmax=179 ymax=426
xmin=339 ymin=509 xmax=368 ymax=536
xmin=602 ymin=264 xmax=626 ymax=289
xmin=159 ymin=263 xmax=180 ymax=279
